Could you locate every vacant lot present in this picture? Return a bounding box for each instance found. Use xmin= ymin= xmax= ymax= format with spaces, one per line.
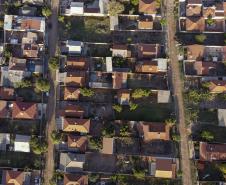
xmin=16 ymin=88 xmax=42 ymax=102
xmin=0 ymin=151 xmax=40 ymax=169
xmin=59 ymin=16 xmax=111 ymax=42
xmin=197 ymin=109 xmax=218 ymax=125
xmin=115 ymin=137 xmax=141 ymax=155
xmin=0 ymin=119 xmax=40 ymax=135
xmin=116 ymin=103 xmax=174 ymax=122
xmin=85 ymin=153 xmax=116 ymax=173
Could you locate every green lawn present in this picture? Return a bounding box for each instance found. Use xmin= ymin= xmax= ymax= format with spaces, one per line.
xmin=115 ymin=103 xmax=174 ymax=122
xmin=0 ymin=151 xmax=40 ymax=169
xmin=192 ymin=124 xmax=226 ymax=142
xmin=60 ymin=16 xmax=111 ymax=42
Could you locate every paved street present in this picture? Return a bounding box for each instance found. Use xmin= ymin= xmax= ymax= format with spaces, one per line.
xmin=44 ymin=0 xmax=59 ymax=184
xmin=164 ymin=1 xmax=192 ymax=185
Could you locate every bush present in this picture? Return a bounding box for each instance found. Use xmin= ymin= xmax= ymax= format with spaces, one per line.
xmin=195 ymin=34 xmax=206 ymax=43
xmin=201 ymin=130 xmax=214 ymax=141
xmin=130 ymin=0 xmax=139 ymax=6
xmin=119 ymin=125 xmax=130 ymax=137
xmin=89 ymin=137 xmax=102 ymax=150
xmin=218 ymin=163 xmax=226 ymax=175
xmin=131 ymin=89 xmax=151 ymax=99
xmin=50 ymin=130 xmax=63 ymax=144
xmin=129 ymin=102 xmax=138 ymax=111
xmin=206 ymin=15 xmax=214 ymax=26
xmin=89 ymin=174 xmax=100 ymax=183
xmin=160 ymin=18 xmax=167 ymax=26
xmin=58 ymin=15 xmax=64 ymax=23
xmin=79 ymin=88 xmax=95 ymax=97
xmin=102 ymin=123 xmax=115 ymax=137
xmin=48 ymin=57 xmax=59 ymax=70
xmin=108 ymin=0 xmax=125 ymax=16
xmin=15 ymin=79 xmax=32 ymax=88
xmin=35 ymin=78 xmax=50 ymax=92
xmin=112 ymin=104 xmax=122 ymax=113
xmin=30 ymin=137 xmax=48 ymax=154
xmin=42 ymin=6 xmax=52 ymax=17
xmin=132 ymin=169 xmax=145 ymax=179
xmin=165 ymin=118 xmax=176 ymax=127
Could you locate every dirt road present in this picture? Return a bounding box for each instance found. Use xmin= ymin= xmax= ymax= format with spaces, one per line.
xmin=43 ymin=0 xmax=59 ymax=184
xmin=164 ymin=1 xmax=192 ymax=185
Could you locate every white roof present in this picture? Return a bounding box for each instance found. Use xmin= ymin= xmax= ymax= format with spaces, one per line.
xmin=110 ymin=16 xmax=118 ymax=31
xmin=14 ymin=135 xmax=30 ymax=152
xmin=218 ymin=109 xmax=226 ymax=127
xmin=157 ymin=90 xmax=171 ymax=103
xmin=66 ymin=40 xmax=82 ymax=54
xmin=70 ymin=2 xmax=84 ymax=14
xmin=4 ymin=15 xmax=13 ymax=30
xmin=157 ymin=58 xmax=168 ymax=71
xmin=106 ymin=57 xmax=113 ymax=72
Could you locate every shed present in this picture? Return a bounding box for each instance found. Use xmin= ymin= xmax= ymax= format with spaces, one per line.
xmin=218 ymin=109 xmax=226 ymax=127
xmin=14 ymin=135 xmax=31 ymax=153
xmin=102 ymin=137 xmax=114 ymax=154
xmin=157 ymin=90 xmax=171 ymax=103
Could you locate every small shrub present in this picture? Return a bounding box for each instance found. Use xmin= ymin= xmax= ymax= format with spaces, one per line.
xmin=79 ymin=88 xmax=95 ymax=97
xmin=112 ymin=104 xmax=122 ymax=113
xmin=35 ymin=78 xmax=50 ymax=92
xmin=131 ymin=89 xmax=151 ymax=99
xmin=195 ymin=34 xmax=206 ymax=43
xmin=201 ymin=130 xmax=214 ymax=141
xmin=42 ymin=6 xmax=52 ymax=17
xmin=129 ymin=102 xmax=138 ymax=111
xmin=48 ymin=57 xmax=59 ymax=70
xmin=108 ymin=0 xmax=125 ymax=16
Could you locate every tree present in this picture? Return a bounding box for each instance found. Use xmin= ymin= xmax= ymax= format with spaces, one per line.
xmin=0 ymin=20 xmax=4 ymax=28
xmin=58 ymin=15 xmax=64 ymax=23
xmin=108 ymin=0 xmax=125 ymax=16
xmin=30 ymin=137 xmax=48 ymax=154
xmin=50 ymin=130 xmax=63 ymax=144
xmin=206 ymin=15 xmax=214 ymax=26
xmin=131 ymin=89 xmax=151 ymax=99
xmin=89 ymin=137 xmax=102 ymax=150
xmin=195 ymin=34 xmax=206 ymax=43
xmin=79 ymin=88 xmax=95 ymax=97
xmin=129 ymin=102 xmax=138 ymax=111
xmin=218 ymin=163 xmax=226 ymax=175
xmin=48 ymin=57 xmax=59 ymax=70
xmin=130 ymin=0 xmax=139 ymax=6
xmin=201 ymin=131 xmax=214 ymax=141
xmin=35 ymin=78 xmax=50 ymax=92
xmin=42 ymin=6 xmax=52 ymax=17
xmin=101 ymin=123 xmax=115 ymax=137
xmin=202 ymin=81 xmax=211 ymax=89
xmin=160 ymin=18 xmax=167 ymax=26
xmin=165 ymin=118 xmax=176 ymax=127
xmin=112 ymin=104 xmax=122 ymax=113
xmin=172 ymin=134 xmax=181 ymax=142
xmin=15 ymin=79 xmax=32 ymax=88
xmin=132 ymin=169 xmax=145 ymax=179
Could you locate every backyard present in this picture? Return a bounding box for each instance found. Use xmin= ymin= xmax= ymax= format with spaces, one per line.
xmin=59 ymin=16 xmax=112 ymax=42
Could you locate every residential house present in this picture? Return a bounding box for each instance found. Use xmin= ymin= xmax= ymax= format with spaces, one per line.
xmin=112 ymin=45 xmax=131 ymax=58
xmin=11 ymin=101 xmax=38 ymax=120
xmin=0 ymin=87 xmax=14 ymax=100
xmin=22 ymin=0 xmax=44 ymax=5
xmin=64 ymin=87 xmax=81 ymax=101
xmin=65 ymin=71 xmax=86 ymax=87
xmin=67 ymin=135 xmax=88 ymax=152
xmin=138 ymin=122 xmax=170 ymax=142
xmin=102 ymin=137 xmax=114 ymax=154
xmin=199 ymin=142 xmax=226 ymax=161
xmin=66 ymin=57 xmax=88 ymax=71
xmin=117 ymin=89 xmax=130 ymax=105
xmin=1 ymin=57 xmax=31 ymax=86
xmin=150 ymin=158 xmax=176 ymax=179
xmin=2 ymin=170 xmax=26 ymax=185
xmin=207 ymin=80 xmax=226 ymax=93
xmin=59 ymin=152 xmax=85 ymax=172
xmin=14 ymin=134 xmax=31 ymax=153
xmin=138 ymin=15 xmax=154 ymax=30
xmin=63 ymin=118 xmax=91 ymax=133
xmin=59 ymin=104 xmax=85 ymax=118
xmin=65 ymin=40 xmax=83 ymax=55
xmin=0 ymin=133 xmax=10 ymax=151
xmin=137 ymin=44 xmax=161 ymax=59
xmin=0 ymin=100 xmax=10 ymax=118
xmin=112 ymin=72 xmax=127 ymax=89
xmin=64 ymin=173 xmax=88 ymax=185
xmin=4 ymin=15 xmax=45 ymax=32
xmin=135 ymin=58 xmax=167 ymax=73
xmin=139 ymin=0 xmax=159 ymax=15
xmin=179 ymin=0 xmax=225 ymax=32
